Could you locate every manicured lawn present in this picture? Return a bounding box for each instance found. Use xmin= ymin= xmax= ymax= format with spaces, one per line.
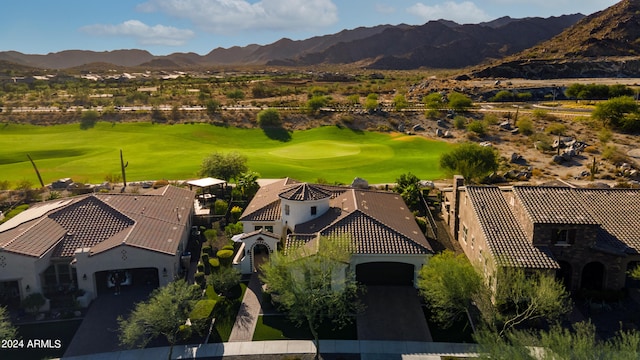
xmin=0 ymin=122 xmax=452 ymax=184
xmin=4 ymin=319 xmax=82 ymax=360
xmin=208 ymin=282 xmax=248 ymax=343
xmin=252 ymin=315 xmax=357 ymax=341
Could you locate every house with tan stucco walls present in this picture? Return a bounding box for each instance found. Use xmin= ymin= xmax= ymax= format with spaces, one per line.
xmin=0 ymin=185 xmax=194 ymax=309
xmin=238 ymin=178 xmax=433 ymax=286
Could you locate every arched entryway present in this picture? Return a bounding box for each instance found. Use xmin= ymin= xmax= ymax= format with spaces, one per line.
xmin=581 ymin=262 xmax=605 ymax=290
xmin=556 ymin=261 xmax=573 ymax=291
xmin=251 ymin=241 xmax=271 ymax=272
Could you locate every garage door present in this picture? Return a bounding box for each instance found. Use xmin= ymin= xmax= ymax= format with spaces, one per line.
xmin=95 ymin=268 xmax=159 ymax=295
xmin=356 ymin=262 xmax=415 ymax=286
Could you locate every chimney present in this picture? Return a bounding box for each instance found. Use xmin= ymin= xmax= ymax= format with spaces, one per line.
xmin=450 ymin=175 xmax=465 ymax=240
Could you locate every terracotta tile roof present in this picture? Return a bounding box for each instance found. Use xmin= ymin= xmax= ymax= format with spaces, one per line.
xmin=49 ymin=196 xmax=135 ymax=257
xmin=291 ymin=189 xmax=432 ymax=255
xmin=574 ymin=188 xmax=640 ymax=253
xmin=245 ymin=178 xmax=432 ymax=256
xmin=0 ymin=217 xmax=67 ymax=257
xmin=0 ymin=185 xmax=194 ymax=258
xmin=513 ymin=186 xmax=598 ymax=224
xmin=467 ymin=186 xmax=559 ymax=269
xmin=95 ymin=186 xmax=194 ymax=255
xmin=237 ymin=228 xmax=280 ymax=240
xmin=278 ymin=183 xmax=333 ymax=201
xmin=240 ymin=178 xmax=298 ymax=222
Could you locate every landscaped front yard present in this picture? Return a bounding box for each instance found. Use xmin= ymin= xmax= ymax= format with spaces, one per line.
xmin=253 ymin=315 xmax=358 ymax=341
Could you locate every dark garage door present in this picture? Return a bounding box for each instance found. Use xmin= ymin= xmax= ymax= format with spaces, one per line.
xmin=356 ymin=262 xmax=415 ymax=286
xmin=95 ymin=268 xmax=159 ymax=295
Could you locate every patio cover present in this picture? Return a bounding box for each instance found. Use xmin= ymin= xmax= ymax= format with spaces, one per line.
xmin=186 ymin=177 xmax=226 ymax=189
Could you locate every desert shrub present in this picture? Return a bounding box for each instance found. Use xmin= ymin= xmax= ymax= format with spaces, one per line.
xmin=207 ymin=266 xmax=241 ymax=294
xmin=490 ymin=90 xmax=514 ymax=102
xmin=224 ymin=222 xmax=243 ymax=238
xmin=602 ymin=145 xmax=628 ymax=165
xmin=256 ymin=108 xmax=281 ymax=127
xmin=80 ymin=110 xmax=99 ymax=129
xmin=204 ymin=229 xmax=217 ymax=243
xmin=466 ymin=120 xmax=486 ymax=135
xmin=214 ymin=199 xmax=228 ymax=215
xmin=516 ymin=117 xmax=534 ymax=135
xmin=532 ymin=108 xmax=557 ymax=121
xmin=531 ymin=133 xmax=553 ymax=152
xmin=453 ymin=116 xmax=466 ymax=129
xmin=583 ymin=146 xmax=599 ymax=154
xmin=544 ymin=123 xmax=567 ymax=135
xmin=0 ymin=180 xmax=11 ymax=190
xmin=598 ymin=128 xmax=613 ymax=143
xmin=425 ymin=108 xmax=439 ymax=119
xmin=483 ymin=113 xmax=500 ymax=125
xmin=516 ymin=92 xmax=532 ymax=101
xmin=21 ymin=293 xmax=46 ymax=313
xmin=152 ymin=179 xmax=169 ymax=189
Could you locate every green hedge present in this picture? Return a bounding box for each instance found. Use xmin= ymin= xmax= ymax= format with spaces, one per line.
xmin=202 ymin=253 xmax=211 ymax=275
xmin=209 ymin=258 xmax=220 ymax=269
xmin=217 ymin=249 xmax=234 ymax=267
xmin=194 ymin=271 xmax=205 ymax=287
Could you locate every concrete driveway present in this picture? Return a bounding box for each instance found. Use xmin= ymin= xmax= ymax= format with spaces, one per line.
xmin=63 ymin=284 xmax=155 ymax=357
xmin=357 ymin=286 xmax=432 ymax=341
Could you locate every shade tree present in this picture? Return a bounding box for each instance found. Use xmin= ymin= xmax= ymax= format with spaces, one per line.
xmin=260 ymin=236 xmax=362 ymax=359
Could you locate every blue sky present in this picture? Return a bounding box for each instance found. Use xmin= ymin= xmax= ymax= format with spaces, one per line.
xmin=0 ymin=0 xmax=619 ymax=56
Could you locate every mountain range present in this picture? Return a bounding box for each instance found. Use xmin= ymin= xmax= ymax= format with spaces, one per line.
xmin=3 ymin=0 xmax=640 ymax=78
xmin=0 ymin=15 xmax=583 ymax=71
xmin=468 ymin=0 xmax=640 ymax=79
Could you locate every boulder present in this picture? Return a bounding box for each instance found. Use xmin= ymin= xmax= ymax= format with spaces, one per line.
xmin=552 ymin=155 xmax=564 ymax=164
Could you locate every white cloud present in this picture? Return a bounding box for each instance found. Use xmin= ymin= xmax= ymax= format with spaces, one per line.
xmin=81 ymin=20 xmax=195 ymax=46
xmin=138 ymin=0 xmax=339 ymax=33
xmin=408 ymin=1 xmax=491 ymax=24
xmin=375 ymin=4 xmax=396 ymax=14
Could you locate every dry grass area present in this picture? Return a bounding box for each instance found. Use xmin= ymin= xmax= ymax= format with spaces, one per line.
xmin=413 ymin=107 xmax=640 ymax=187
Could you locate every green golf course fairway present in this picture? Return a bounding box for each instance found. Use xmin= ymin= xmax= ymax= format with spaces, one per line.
xmin=0 ymin=122 xmax=452 ymax=185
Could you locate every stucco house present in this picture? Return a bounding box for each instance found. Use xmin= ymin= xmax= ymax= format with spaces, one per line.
xmin=0 ymin=185 xmax=194 ymax=308
xmin=442 ymin=175 xmax=640 ymax=292
xmin=238 ymin=178 xmax=433 ymax=286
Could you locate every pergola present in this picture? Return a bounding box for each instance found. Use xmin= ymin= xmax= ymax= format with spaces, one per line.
xmin=186 ymin=177 xmax=227 ymax=202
